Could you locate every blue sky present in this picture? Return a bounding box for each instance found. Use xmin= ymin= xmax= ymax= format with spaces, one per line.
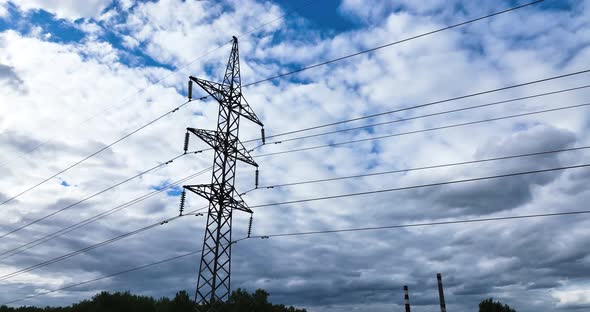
xmin=0 ymin=1 xmax=590 ymax=312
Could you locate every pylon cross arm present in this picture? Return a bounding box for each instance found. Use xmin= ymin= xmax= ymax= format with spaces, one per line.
xmin=190 ymin=76 xmax=224 ymax=102
xmin=190 ymin=76 xmax=263 ymax=128
xmin=184 ymin=184 xmax=252 ymax=213
xmin=233 ymin=138 xmax=258 ymax=167
xmin=231 ymin=191 xmax=251 ymax=213
xmin=187 ymin=128 xmax=218 ymax=150
xmin=228 ymin=197 xmax=251 ymax=213
xmin=187 ymin=128 xmax=257 ymax=167
xmin=184 ymin=184 xmax=216 ymax=202
xmin=237 ymin=95 xmax=263 ymax=127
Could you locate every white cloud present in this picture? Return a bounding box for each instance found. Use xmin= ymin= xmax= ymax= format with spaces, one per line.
xmin=120 ymin=34 xmax=139 ymax=49
xmin=27 ymin=25 xmax=51 ymax=40
xmin=0 ymin=1 xmax=7 ymax=18
xmin=120 ymin=0 xmax=284 ymax=68
xmin=553 ymin=287 xmax=590 ymax=307
xmin=10 ymin=0 xmax=112 ymax=20
xmin=1 ymin=1 xmax=590 ymax=311
xmin=119 ymin=0 xmax=133 ymax=11
xmin=76 ymin=21 xmax=103 ymax=37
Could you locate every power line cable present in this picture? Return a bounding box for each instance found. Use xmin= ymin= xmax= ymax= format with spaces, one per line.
xmin=259 ymin=84 xmax=590 ymax=144
xmin=133 ymin=80 xmax=590 ymax=164
xmin=1 ymin=142 xmax=263 ymax=259
xmin=0 ymin=206 xmax=208 ymax=281
xmin=0 ymin=101 xmax=195 ymax=207
xmin=242 ymin=0 xmax=545 ymax=88
xmin=11 ymin=143 xmax=580 ymax=259
xmin=246 ymin=68 xmax=590 ymax=143
xmin=242 ymin=209 xmax=590 ymax=240
xmin=249 ymin=163 xmax=590 ymax=209
xmin=0 ymin=152 xmax=192 ymax=239
xmin=0 ymin=101 xmax=205 ymax=173
xmin=0 ymin=142 xmax=272 ymax=271
xmin=6 ymin=204 xmax=588 ymax=305
xmin=0 ymin=168 xmax=212 ymax=260
xmin=255 ymin=145 xmax=590 ymax=189
xmin=1 ymin=250 xmax=202 ymax=305
xmin=9 ymin=159 xmax=579 ymax=280
xmin=4 ymin=85 xmax=587 ymax=244
xmin=255 ymin=102 xmax=590 ymax=157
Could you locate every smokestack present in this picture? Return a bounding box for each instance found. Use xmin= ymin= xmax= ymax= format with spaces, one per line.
xmin=403 ymin=285 xmax=411 ymax=312
xmin=437 ymin=273 xmax=447 ymax=312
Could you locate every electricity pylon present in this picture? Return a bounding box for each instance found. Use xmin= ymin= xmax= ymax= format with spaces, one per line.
xmin=181 ymin=36 xmax=264 ymax=310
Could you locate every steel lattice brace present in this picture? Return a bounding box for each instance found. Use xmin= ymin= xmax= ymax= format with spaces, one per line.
xmin=182 ymin=36 xmax=263 ymax=311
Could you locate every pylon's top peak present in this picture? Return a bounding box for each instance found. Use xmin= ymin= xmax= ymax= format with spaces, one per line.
xmin=232 ymin=36 xmax=238 ymax=42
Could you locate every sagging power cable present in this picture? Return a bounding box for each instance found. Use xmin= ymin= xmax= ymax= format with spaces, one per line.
xmin=0 ymin=167 xmax=212 ymax=260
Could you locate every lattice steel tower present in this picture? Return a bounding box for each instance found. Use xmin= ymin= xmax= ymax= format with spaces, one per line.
xmin=181 ymin=36 xmax=264 ymax=310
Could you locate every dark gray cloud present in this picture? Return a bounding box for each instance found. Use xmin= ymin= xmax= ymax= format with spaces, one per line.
xmin=412 ymin=125 xmax=577 ymax=216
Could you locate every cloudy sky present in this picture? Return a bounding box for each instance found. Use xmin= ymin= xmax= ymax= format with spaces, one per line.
xmin=0 ymin=0 xmax=590 ymax=311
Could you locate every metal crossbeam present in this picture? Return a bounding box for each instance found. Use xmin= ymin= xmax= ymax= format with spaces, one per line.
xmin=185 ymin=184 xmax=252 ymax=213
xmin=187 ymin=128 xmax=258 ymax=167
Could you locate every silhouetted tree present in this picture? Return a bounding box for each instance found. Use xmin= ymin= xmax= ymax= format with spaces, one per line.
xmin=220 ymin=288 xmax=306 ymax=312
xmin=170 ymin=291 xmax=193 ymax=312
xmin=479 ymin=298 xmax=516 ymax=312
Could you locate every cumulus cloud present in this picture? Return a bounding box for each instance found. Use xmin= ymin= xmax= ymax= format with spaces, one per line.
xmin=1 ymin=1 xmax=590 ymax=312
xmin=10 ymin=0 xmax=112 ymax=20
xmin=425 ymin=125 xmax=577 ymax=215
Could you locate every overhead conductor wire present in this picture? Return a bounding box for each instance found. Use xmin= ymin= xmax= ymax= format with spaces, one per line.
xmin=6 ymin=207 xmax=590 ymax=304
xmin=1 ymin=250 xmax=203 ymax=305
xmin=247 ymin=163 xmax=590 ymax=209
xmin=7 ymin=86 xmax=587 ymax=253
xmin=245 ymin=68 xmax=590 ymax=143
xmin=242 ymin=0 xmax=545 ymax=87
xmin=256 ymin=84 xmax=590 ymax=145
xmin=0 ymin=152 xmax=191 ymax=239
xmin=255 ymin=101 xmax=590 ymax=157
xmin=3 ymin=159 xmax=590 ymax=281
xmin=241 ymin=209 xmax=590 ymax=240
xmin=254 ymin=145 xmax=590 ymax=190
xmin=0 ymin=167 xmax=212 ymax=260
xmin=0 ymin=205 xmax=208 ymax=281
xmin=0 ymin=141 xmax=265 ymax=260
xmin=0 ymin=102 xmax=194 ymax=207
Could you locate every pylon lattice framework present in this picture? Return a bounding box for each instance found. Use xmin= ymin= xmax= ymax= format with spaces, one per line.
xmin=182 ymin=36 xmax=263 ymax=310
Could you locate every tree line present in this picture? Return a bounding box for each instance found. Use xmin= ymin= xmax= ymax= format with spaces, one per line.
xmin=0 ymin=290 xmax=516 ymax=312
xmin=0 ymin=289 xmax=306 ymax=312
